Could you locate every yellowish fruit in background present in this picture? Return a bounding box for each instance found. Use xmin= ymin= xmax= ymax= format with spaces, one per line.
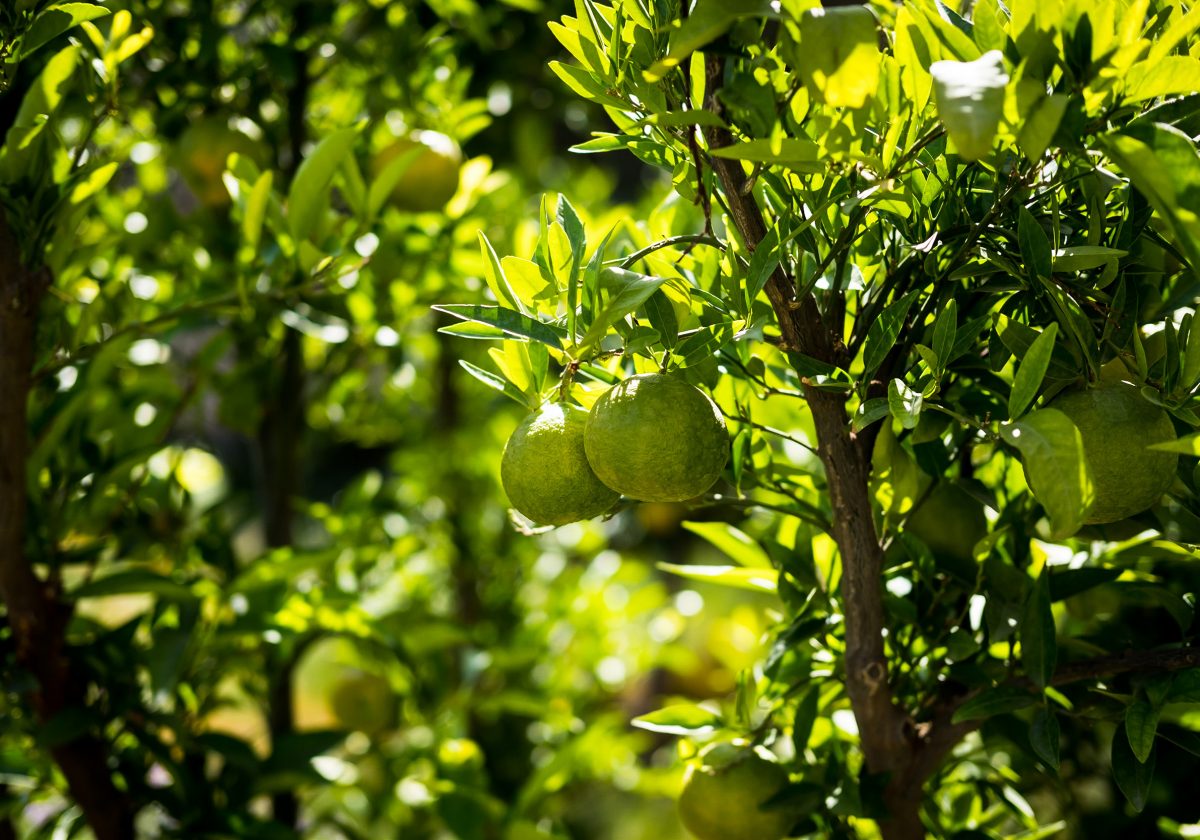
xmin=175 ymin=118 xmax=264 ymax=207
xmin=585 ymin=373 xmax=728 ymax=502
xmin=373 ymin=130 xmax=462 ymax=213
xmin=1042 ymin=382 xmax=1177 ymax=524
xmin=907 ymin=482 xmax=987 ymax=564
xmin=329 ymin=670 xmax=396 ymax=735
xmin=678 ymin=745 xmax=793 ymax=840
xmin=501 ymin=403 xmax=620 ymax=526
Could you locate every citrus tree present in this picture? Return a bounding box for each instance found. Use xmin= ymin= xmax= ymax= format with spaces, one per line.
xmin=436 ymin=0 xmax=1200 ymax=837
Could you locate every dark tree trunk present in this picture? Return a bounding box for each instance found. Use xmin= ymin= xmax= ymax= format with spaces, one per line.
xmin=0 ymin=214 xmax=136 ymax=840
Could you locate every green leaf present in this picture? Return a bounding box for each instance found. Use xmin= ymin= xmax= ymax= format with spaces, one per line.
xmin=951 ymin=685 xmax=1038 ymax=723
xmin=632 ymin=704 xmax=722 ymax=736
xmin=366 ymin=144 xmax=422 ymax=222
xmin=1018 ymin=207 xmax=1054 ymax=280
xmin=288 ymin=126 xmax=358 ymax=242
xmin=478 ymin=232 xmax=523 ymax=313
xmin=644 ymin=0 xmax=774 ymax=82
xmin=72 ymin=570 xmax=194 ymax=601
xmin=1124 ymin=57 xmax=1200 ymax=104
xmin=1009 ymin=323 xmax=1058 ymax=419
xmin=743 ymin=227 xmax=780 ymax=312
xmin=64 ymin=161 xmax=117 ymax=206
xmin=1018 ymin=93 xmax=1068 ymax=162
xmin=1021 ymin=568 xmax=1056 ymax=689
xmin=1001 ymin=409 xmax=1093 ymax=539
xmin=1125 ymin=698 xmax=1161 ymax=764
xmin=556 ymin=194 xmax=586 ymax=333
xmin=21 ymin=3 xmax=110 ymax=59
xmin=794 ymin=6 xmax=880 ymax=109
xmin=709 ymin=138 xmax=823 ymax=169
xmin=639 ymin=110 xmax=729 ymax=128
xmin=643 ymin=290 xmax=679 ymax=349
xmin=888 ymin=378 xmax=924 ymax=429
xmin=656 ymin=562 xmax=778 ymax=593
xmin=863 ymin=289 xmax=920 ymax=375
xmin=1167 ymin=669 xmax=1200 ymax=703
xmin=672 ymin=321 xmax=736 ymax=368
xmin=853 ymin=397 xmax=892 ymax=432
xmin=1111 ymin=728 xmax=1155 ymax=813
xmin=930 ymin=50 xmax=1008 ymax=160
xmin=1101 ymin=123 xmax=1200 ymax=277
xmin=683 ymin=521 xmax=773 ymax=568
xmin=1149 ymin=432 xmax=1200 ymax=455
xmin=791 ymin=686 xmax=820 ymax=752
xmin=1047 ymin=567 xmax=1121 ymax=601
xmin=457 ymin=360 xmax=537 ymax=409
xmin=1052 ymin=246 xmax=1127 ymax=272
xmin=932 ymin=299 xmax=957 ymax=370
xmin=578 ymin=268 xmax=666 ymax=351
xmin=1029 ymin=706 xmax=1061 ymax=772
xmin=433 ymin=304 xmax=565 ymax=348
xmin=241 ymin=170 xmax=273 ymax=253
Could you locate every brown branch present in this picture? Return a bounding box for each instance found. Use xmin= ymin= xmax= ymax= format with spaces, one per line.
xmin=923 ymin=645 xmax=1200 ymax=783
xmin=0 ymin=212 xmax=134 ymax=839
xmin=1052 ymin=646 xmax=1200 ymax=687
xmin=701 ymin=53 xmax=923 ymax=839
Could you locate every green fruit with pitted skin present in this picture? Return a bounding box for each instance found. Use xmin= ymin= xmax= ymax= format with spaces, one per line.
xmin=908 ymin=482 xmax=987 ymax=563
xmin=677 ymin=746 xmax=793 ymax=840
xmin=501 ymin=403 xmax=619 ymax=526
xmin=584 ymin=373 xmax=728 ymax=502
xmin=330 ymin=671 xmax=395 ymax=735
xmin=1042 ymin=382 xmax=1177 ymax=524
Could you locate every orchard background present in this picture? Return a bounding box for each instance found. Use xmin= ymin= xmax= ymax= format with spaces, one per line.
xmin=1 ymin=1 xmax=1200 ymax=839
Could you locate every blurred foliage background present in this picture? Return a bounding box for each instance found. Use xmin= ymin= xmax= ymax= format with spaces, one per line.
xmin=2 ymin=1 xmax=1200 ymax=839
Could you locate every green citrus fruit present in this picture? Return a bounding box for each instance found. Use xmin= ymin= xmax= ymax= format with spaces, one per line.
xmin=373 ymin=130 xmax=461 ymax=213
xmin=175 ymin=118 xmax=264 ymax=207
xmin=584 ymin=373 xmax=728 ymax=502
xmin=678 ymin=746 xmax=793 ymax=840
xmin=501 ymin=403 xmax=620 ymax=526
xmin=1043 ymin=382 xmax=1177 ymax=524
xmin=329 ymin=671 xmax=395 ymax=734
xmin=907 ymin=482 xmax=987 ymax=563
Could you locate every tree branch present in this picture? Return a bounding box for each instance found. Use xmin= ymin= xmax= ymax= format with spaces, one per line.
xmin=1052 ymin=646 xmax=1200 ymax=687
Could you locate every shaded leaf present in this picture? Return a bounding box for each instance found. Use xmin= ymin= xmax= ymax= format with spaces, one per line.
xmin=1021 ymin=568 xmax=1057 ymax=689
xmin=1009 ymin=323 xmax=1058 ymax=419
xmin=433 ymin=304 xmax=564 ymax=348
xmin=952 ymin=685 xmax=1038 ymax=723
xmin=632 ymin=704 xmax=722 ymax=735
xmin=1001 ymin=409 xmax=1093 ymax=539
xmin=1029 ymin=706 xmax=1061 ymax=771
xmin=1111 ymin=729 xmax=1155 ymax=812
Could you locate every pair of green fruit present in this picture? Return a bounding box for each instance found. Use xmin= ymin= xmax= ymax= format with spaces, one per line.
xmin=501 ymin=373 xmax=729 ymax=526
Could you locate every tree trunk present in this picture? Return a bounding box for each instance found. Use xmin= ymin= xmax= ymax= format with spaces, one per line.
xmin=700 ymin=53 xmax=926 ymax=840
xmin=0 ymin=215 xmax=135 ymax=839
